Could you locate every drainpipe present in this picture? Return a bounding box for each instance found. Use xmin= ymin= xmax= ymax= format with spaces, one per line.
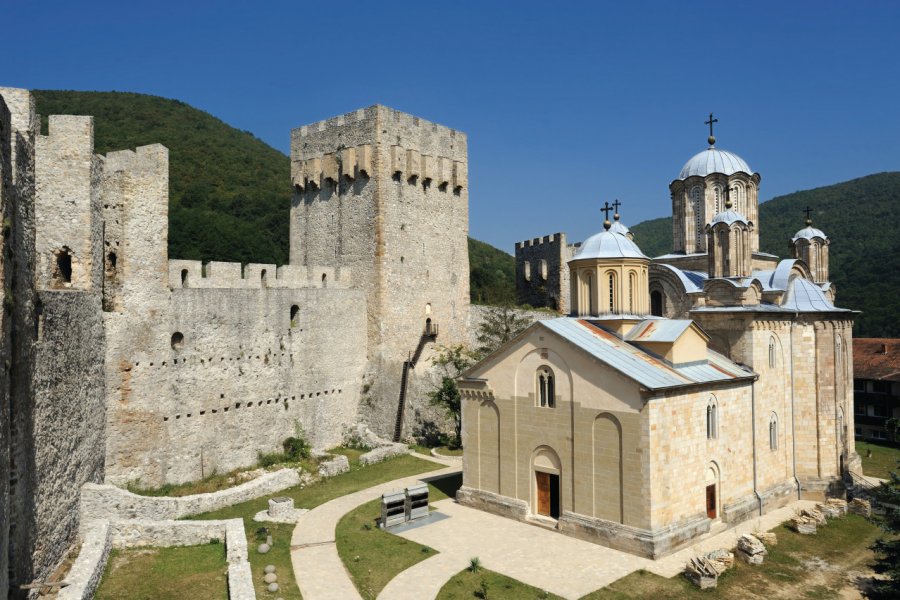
xmin=790 ymin=313 xmax=802 ymax=499
xmin=751 ymin=379 xmax=763 ymax=516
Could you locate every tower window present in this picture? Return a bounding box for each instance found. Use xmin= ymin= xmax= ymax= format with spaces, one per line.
xmin=171 ymin=332 xmax=184 ymax=351
xmin=290 ymin=305 xmax=299 ymax=327
xmin=537 ymin=367 xmax=556 ymax=408
xmin=261 ymin=269 xmax=268 ymax=287
xmin=54 ymin=248 xmax=72 ymax=284
xmin=607 ymin=272 xmax=616 ymax=312
xmin=181 ymin=269 xmax=189 ymax=288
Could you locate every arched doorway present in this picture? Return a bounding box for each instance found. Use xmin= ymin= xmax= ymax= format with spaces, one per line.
xmin=650 ymin=290 xmax=664 ymax=317
xmin=705 ymin=463 xmax=720 ymax=520
xmin=532 ymin=446 xmax=561 ymax=519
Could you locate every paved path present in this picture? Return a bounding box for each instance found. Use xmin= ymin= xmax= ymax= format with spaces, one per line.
xmin=381 ymin=498 xmax=819 ymax=600
xmin=289 ymin=452 xmax=459 ymax=600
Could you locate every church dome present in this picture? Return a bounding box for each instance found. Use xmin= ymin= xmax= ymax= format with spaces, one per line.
xmin=677 ymin=147 xmax=753 ymax=180
xmin=609 ymin=219 xmax=630 ymax=237
xmin=792 ymin=224 xmax=828 ymax=241
xmin=709 ymin=209 xmax=749 ymax=227
xmin=571 ymin=228 xmax=648 ymax=261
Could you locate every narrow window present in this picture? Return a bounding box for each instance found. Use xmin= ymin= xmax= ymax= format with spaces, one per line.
xmin=707 ymin=398 xmax=718 ymax=439
xmin=54 ymin=248 xmax=72 ymax=283
xmin=547 ymin=373 xmax=555 ymax=408
xmin=537 ymin=367 xmax=555 ymax=408
xmin=607 ymin=272 xmax=615 ymax=312
xmin=538 ymin=374 xmax=547 ymax=407
xmin=628 ymin=272 xmax=636 ymax=313
xmin=261 ymin=269 xmax=268 ymax=288
xmin=106 ymin=251 xmax=117 ymax=275
xmin=171 ymin=332 xmax=184 ymax=351
xmin=651 ymin=290 xmax=663 ymax=317
xmin=290 ymin=305 xmax=299 ymax=327
xmin=769 ymin=413 xmax=778 ymax=450
xmin=321 ymin=273 xmax=327 ymax=288
xmin=181 ymin=269 xmax=189 ymax=288
xmin=692 ymin=186 xmax=703 ymax=250
xmin=585 ymin=272 xmax=594 ymax=315
xmin=769 ymin=337 xmax=776 ymax=369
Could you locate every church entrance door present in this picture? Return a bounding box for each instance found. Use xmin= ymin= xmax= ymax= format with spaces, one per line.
xmin=536 ymin=471 xmax=560 ymax=519
xmin=706 ymin=484 xmax=717 ymax=519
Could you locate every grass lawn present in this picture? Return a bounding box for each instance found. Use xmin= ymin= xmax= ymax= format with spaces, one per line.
xmin=583 ymin=513 xmax=884 ymax=599
xmin=437 ymin=567 xmax=563 ymax=600
xmin=95 ymin=543 xmax=227 ymax=600
xmin=408 ymin=443 xmax=463 ymax=457
xmin=335 ymin=472 xmax=462 ymax=599
xmin=856 ymin=440 xmax=900 ymax=480
xmin=192 ymin=452 xmax=444 ymax=600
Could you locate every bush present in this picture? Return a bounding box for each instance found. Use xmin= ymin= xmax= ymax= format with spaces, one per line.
xmin=282 ymin=436 xmax=310 ymax=460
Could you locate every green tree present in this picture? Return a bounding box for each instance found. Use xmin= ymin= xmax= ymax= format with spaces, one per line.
xmin=475 ymin=305 xmax=532 ymax=357
xmin=870 ymin=419 xmax=900 ymax=598
xmin=428 ymin=345 xmax=478 ymax=447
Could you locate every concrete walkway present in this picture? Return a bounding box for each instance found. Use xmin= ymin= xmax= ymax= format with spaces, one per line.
xmin=289 ymin=452 xmax=459 ymax=600
xmin=381 ymin=498 xmax=819 ymax=600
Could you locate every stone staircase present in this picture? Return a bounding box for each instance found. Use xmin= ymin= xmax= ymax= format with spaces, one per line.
xmin=392 ymin=322 xmax=439 ymax=442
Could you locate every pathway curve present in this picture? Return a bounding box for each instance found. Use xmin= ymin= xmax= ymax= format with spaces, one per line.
xmin=290 ymin=451 xmax=459 ymax=600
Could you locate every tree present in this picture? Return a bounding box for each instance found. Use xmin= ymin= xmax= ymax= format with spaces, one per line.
xmin=428 ymin=344 xmax=477 ymax=447
xmin=475 ymin=304 xmax=532 ymax=358
xmin=869 ymin=419 xmax=900 ymax=598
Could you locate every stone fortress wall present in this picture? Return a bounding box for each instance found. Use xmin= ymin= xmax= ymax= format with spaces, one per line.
xmin=0 ymin=90 xmax=108 ymax=598
xmin=290 ymin=105 xmax=471 ymax=438
xmin=514 ymin=233 xmax=576 ymax=312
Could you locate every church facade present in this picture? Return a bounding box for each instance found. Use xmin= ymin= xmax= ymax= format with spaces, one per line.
xmin=458 ymin=129 xmax=858 ymax=558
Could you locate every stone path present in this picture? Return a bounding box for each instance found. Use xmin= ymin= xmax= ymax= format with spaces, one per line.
xmin=289 ymin=452 xmax=459 ymax=600
xmin=291 ymin=451 xmax=818 ymax=600
xmin=382 ymin=498 xmax=819 ymax=600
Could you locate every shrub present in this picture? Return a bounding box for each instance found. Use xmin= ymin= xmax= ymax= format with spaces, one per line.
xmin=469 ymin=556 xmax=481 ymax=573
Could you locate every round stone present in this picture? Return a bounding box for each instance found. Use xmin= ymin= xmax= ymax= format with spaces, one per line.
xmin=267 ymin=582 xmax=280 ymax=592
xmin=257 ymin=543 xmax=270 ymax=554
xmin=264 ymin=573 xmax=278 ymax=584
xmin=264 ymin=565 xmax=276 ymax=574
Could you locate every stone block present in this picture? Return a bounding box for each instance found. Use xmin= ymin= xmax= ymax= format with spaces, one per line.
xmin=737 ymin=534 xmax=766 ymax=564
xmin=359 ymin=444 xmax=408 ymax=466
xmin=849 ymin=498 xmax=871 ymax=517
xmin=318 ymin=454 xmax=350 ymax=477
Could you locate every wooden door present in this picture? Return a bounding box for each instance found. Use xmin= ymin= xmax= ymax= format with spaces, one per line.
xmin=706 ymin=484 xmax=717 ymax=519
xmin=536 ymin=472 xmax=551 ymax=516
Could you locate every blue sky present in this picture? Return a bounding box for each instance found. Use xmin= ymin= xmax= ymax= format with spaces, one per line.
xmin=3 ymin=0 xmax=899 ymax=253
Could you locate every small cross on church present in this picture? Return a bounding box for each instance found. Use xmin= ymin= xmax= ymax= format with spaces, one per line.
xmin=601 ymin=201 xmax=613 ymax=229
xmin=612 ymin=199 xmax=622 ymax=219
xmin=803 ymin=206 xmax=813 ymax=225
xmin=706 ymin=112 xmax=718 ymax=146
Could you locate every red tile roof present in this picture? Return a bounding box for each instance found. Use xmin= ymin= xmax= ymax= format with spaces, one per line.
xmin=854 ymin=338 xmax=900 ymax=382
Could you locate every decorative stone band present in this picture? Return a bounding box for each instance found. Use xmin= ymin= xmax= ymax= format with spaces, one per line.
xmin=80 ymin=468 xmax=300 ymax=522
xmin=458 ymin=386 xmax=495 ymax=401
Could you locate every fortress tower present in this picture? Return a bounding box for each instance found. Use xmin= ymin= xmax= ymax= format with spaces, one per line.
xmin=290 ymin=105 xmax=470 ymax=438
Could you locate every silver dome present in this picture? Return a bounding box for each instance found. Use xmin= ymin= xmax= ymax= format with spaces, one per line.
xmin=678 ymin=147 xmax=753 ymax=180
xmin=709 ymin=209 xmax=749 ymax=227
xmin=609 ymin=220 xmax=631 ymax=237
xmin=792 ymin=225 xmax=828 ymax=241
xmin=571 ymin=229 xmax=648 ymax=261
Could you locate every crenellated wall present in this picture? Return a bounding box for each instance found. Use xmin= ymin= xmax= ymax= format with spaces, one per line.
xmin=514 ymin=233 xmax=573 ymax=312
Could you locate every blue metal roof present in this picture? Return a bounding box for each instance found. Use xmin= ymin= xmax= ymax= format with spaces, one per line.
xmin=540 ymin=318 xmax=752 ymax=390
xmin=678 ymin=147 xmax=754 ymax=180
xmin=625 ymin=319 xmax=695 ymax=343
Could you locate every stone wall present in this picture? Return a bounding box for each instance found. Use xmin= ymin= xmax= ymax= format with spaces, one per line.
xmin=55 ymin=520 xmax=111 ymax=600
xmin=514 ymin=233 xmax=573 ymax=312
xmin=0 ymin=88 xmax=14 ymax=600
xmin=290 ymin=105 xmax=470 ymax=440
xmin=80 ymin=468 xmax=300 ymax=521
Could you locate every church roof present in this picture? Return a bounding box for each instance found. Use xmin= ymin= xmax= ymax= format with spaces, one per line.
xmin=709 ymin=209 xmax=749 ymax=227
xmin=570 ymin=229 xmax=648 ymax=261
xmin=609 ymin=220 xmax=631 ymax=237
xmin=624 ymin=319 xmax=698 ymax=343
xmin=541 ymin=318 xmax=754 ymax=390
xmin=854 ymin=338 xmax=900 ymax=382
xmin=792 ymin=224 xmax=828 ymax=241
xmin=677 ymin=147 xmax=754 ymax=180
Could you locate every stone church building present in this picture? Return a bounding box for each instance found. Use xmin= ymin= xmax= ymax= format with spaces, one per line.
xmin=458 ymin=131 xmax=858 ymax=558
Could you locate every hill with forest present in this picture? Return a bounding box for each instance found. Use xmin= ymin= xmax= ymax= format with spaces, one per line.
xmin=630 ymin=172 xmax=900 ymax=337
xmin=32 ymin=90 xmax=515 ymax=305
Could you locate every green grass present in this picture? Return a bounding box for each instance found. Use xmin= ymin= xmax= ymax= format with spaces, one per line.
xmin=437 ymin=567 xmax=562 ymax=600
xmin=192 ymin=453 xmax=444 ymax=599
xmin=583 ymin=513 xmax=883 ymax=599
xmin=95 ymin=543 xmax=227 ymax=600
xmin=335 ymin=473 xmax=463 ymax=599
xmin=408 ymin=443 xmax=463 ymax=457
xmin=856 ymin=440 xmax=900 ymax=480
xmin=336 ymin=498 xmax=437 ymax=599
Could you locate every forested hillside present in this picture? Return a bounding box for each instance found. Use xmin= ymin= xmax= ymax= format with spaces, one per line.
xmin=32 ymin=90 xmax=516 ymax=305
xmin=630 ymin=173 xmax=900 ymax=337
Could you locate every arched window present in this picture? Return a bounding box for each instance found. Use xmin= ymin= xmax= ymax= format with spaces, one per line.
xmin=650 ymin=290 xmax=664 ymax=317
xmin=321 ymin=272 xmax=327 ymax=288
xmin=260 ymin=268 xmax=268 ymax=288
xmin=707 ymin=397 xmax=718 ymax=439
xmin=691 ymin=186 xmax=703 ymax=249
xmin=714 ymin=186 xmax=722 ymax=214
xmin=537 ymin=367 xmax=555 ymax=408
xmin=180 ymin=269 xmax=189 ymax=288
xmin=768 ymin=337 xmax=776 ymax=369
xmin=769 ymin=413 xmax=778 ymax=450
xmin=836 ymin=335 xmax=843 ymax=375
xmin=607 ymin=272 xmax=616 ymax=313
xmin=585 ymin=272 xmax=594 ymax=315
xmin=628 ymin=271 xmax=636 ymax=313
xmin=290 ymin=305 xmax=299 ymax=327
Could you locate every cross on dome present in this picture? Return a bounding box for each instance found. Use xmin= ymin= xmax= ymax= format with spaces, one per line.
xmin=601 ymin=201 xmax=613 ymax=230
xmin=612 ymin=199 xmax=622 ymax=220
xmin=705 ymin=112 xmax=718 ymax=146
xmin=803 ymin=206 xmax=813 ymax=225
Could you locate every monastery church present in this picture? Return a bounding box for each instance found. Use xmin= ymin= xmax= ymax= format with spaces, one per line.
xmin=458 ymin=122 xmax=858 ymax=558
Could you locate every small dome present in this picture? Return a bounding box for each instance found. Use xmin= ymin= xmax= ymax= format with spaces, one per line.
xmin=609 ymin=220 xmax=630 ymax=237
xmin=709 ymin=209 xmax=749 ymax=227
xmin=792 ymin=225 xmax=827 ymax=241
xmin=678 ymin=147 xmax=753 ymax=180
xmin=571 ymin=229 xmax=648 ymax=261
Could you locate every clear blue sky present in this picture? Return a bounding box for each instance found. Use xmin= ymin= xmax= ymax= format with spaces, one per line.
xmin=3 ymin=0 xmax=899 ymax=253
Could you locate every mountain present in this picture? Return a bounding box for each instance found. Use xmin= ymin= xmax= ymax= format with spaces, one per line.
xmin=630 ymin=173 xmax=900 ymax=337
xmin=31 ymin=90 xmax=517 ymax=305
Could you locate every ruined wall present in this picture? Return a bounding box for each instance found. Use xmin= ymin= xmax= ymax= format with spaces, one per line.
xmin=290 ymin=105 xmax=470 ymax=439
xmin=514 ymin=233 xmax=572 ymax=312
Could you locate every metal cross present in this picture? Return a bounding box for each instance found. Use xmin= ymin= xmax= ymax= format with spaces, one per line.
xmin=803 ymin=206 xmax=813 ymax=221
xmin=705 ymin=113 xmax=718 ymax=138
xmin=601 ymin=201 xmax=613 ymax=221
xmin=612 ymin=199 xmax=622 ymax=215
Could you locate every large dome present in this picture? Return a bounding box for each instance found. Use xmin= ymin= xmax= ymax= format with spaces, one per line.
xmin=571 ymin=229 xmax=648 ymax=261
xmin=678 ymin=147 xmax=753 ymax=180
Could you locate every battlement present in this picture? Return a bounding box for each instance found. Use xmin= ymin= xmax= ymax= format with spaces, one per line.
xmin=168 ymin=260 xmax=351 ymax=290
xmin=103 ymin=143 xmax=168 ymax=173
xmin=515 ymin=233 xmax=566 ymax=250
xmin=294 ymin=104 xmax=465 ymax=141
